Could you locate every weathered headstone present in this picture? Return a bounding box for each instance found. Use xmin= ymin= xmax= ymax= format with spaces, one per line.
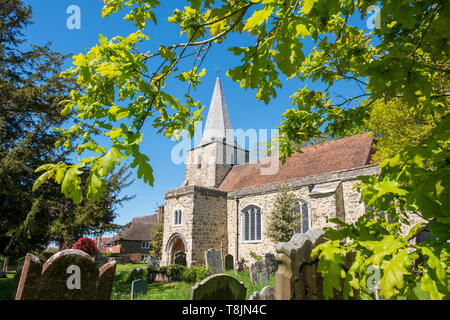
xmin=190 ymin=274 xmax=246 ymax=300
xmin=131 ymin=279 xmax=148 ymax=300
xmin=147 ymin=256 xmax=160 ymax=270
xmin=223 ymin=254 xmax=234 ymax=271
xmin=147 ymin=256 xmax=160 ymax=283
xmin=15 ymin=249 xmax=116 ymax=300
xmin=249 ymin=286 xmax=275 ymax=300
xmin=234 ymin=258 xmax=246 ymax=274
xmin=263 ymin=252 xmax=278 ymax=275
xmin=96 ymin=262 xmax=117 ymax=300
xmin=249 ymin=261 xmax=269 ymax=285
xmin=275 ymin=228 xmax=353 ymax=300
xmin=174 ymin=251 xmax=187 ymax=266
xmin=205 ymin=249 xmax=222 ymax=274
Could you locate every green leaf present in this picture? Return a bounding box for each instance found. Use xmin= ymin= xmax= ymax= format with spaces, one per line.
xmin=98 ymin=147 xmax=127 ymax=177
xmin=61 ymin=164 xmax=85 ymax=204
xmin=244 ymin=7 xmax=274 ymax=31
xmin=421 ymin=272 xmax=445 ymax=300
xmin=301 ymin=0 xmax=317 ymax=14
xmin=379 ymin=249 xmax=411 ymax=299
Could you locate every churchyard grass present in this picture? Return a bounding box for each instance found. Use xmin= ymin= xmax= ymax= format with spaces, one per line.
xmin=0 ymin=272 xmax=14 ymax=300
xmin=222 ymin=270 xmax=276 ymax=300
xmin=111 ymin=263 xmax=147 ymax=300
xmin=112 ymin=264 xmax=275 ymax=300
xmin=0 ymin=263 xmax=275 ymax=300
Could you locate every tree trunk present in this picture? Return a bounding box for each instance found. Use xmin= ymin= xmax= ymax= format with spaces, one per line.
xmin=2 ymin=256 xmax=8 ymax=272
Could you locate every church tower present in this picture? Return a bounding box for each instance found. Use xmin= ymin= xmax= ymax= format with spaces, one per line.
xmin=184 ymin=77 xmax=249 ymax=188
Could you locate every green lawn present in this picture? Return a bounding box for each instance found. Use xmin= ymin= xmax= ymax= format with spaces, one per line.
xmin=112 ymin=264 xmax=275 ymax=300
xmin=0 ymin=272 xmax=15 ymax=300
xmin=1 ymin=263 xmax=275 ymax=300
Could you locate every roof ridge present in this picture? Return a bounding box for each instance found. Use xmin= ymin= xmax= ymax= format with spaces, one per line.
xmin=229 ymin=132 xmax=372 ymax=168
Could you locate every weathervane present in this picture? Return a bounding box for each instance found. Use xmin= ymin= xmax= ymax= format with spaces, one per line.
xmin=214 ymin=66 xmax=220 ymax=77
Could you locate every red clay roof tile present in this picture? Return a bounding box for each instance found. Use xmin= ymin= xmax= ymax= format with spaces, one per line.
xmin=218 ymin=133 xmax=374 ymax=191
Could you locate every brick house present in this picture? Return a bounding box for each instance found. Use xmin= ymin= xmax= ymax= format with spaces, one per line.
xmin=108 ymin=212 xmax=160 ymax=263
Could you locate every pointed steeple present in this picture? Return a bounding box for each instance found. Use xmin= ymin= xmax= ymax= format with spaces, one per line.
xmin=198 ymin=77 xmax=234 ymax=147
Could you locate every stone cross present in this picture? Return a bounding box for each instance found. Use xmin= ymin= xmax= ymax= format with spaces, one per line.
xmin=205 ymin=249 xmax=222 ymax=274
xmin=131 ymin=279 xmax=148 ymax=300
xmin=249 ymin=261 xmax=269 ymax=285
xmin=223 ymin=254 xmax=234 ymax=271
xmin=190 ymin=274 xmax=246 ymax=300
xmin=15 ymin=249 xmax=116 ymax=300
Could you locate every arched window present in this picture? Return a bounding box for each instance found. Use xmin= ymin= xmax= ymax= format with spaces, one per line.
xmin=173 ymin=209 xmax=182 ymax=226
xmin=242 ymin=205 xmax=262 ymax=242
xmin=293 ymin=201 xmax=310 ymax=233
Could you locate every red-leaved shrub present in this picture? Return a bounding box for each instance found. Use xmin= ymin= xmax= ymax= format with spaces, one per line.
xmin=72 ymin=238 xmax=98 ymax=256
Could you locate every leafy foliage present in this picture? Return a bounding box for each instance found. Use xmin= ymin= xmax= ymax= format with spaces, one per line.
xmin=265 ymin=184 xmax=299 ymax=243
xmin=32 ymin=0 xmax=449 ymax=300
xmin=149 ymin=211 xmax=164 ymax=259
xmin=181 ymin=265 xmax=212 ymax=284
xmin=72 ymin=237 xmax=98 ymax=256
xmin=0 ymin=0 xmax=135 ymax=258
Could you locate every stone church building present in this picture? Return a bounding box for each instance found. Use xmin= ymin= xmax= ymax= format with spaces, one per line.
xmin=160 ymin=77 xmax=379 ymax=267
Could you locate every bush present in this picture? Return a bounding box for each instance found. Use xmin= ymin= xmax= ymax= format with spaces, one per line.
xmin=149 ymin=264 xmax=186 ymax=282
xmin=38 ymin=248 xmax=59 ymax=261
xmin=182 ymin=265 xmax=212 ymax=284
xmin=250 ymin=251 xmax=262 ymax=261
xmin=72 ymin=238 xmax=98 ymax=256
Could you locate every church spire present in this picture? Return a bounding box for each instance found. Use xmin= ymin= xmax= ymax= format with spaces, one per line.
xmin=198 ymin=76 xmax=234 ymax=147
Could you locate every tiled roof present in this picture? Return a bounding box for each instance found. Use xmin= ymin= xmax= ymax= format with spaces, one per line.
xmin=218 ymin=133 xmax=375 ymax=192
xmin=111 ymin=214 xmax=159 ymax=242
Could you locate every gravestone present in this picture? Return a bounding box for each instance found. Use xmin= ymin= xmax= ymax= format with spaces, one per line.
xmin=147 ymin=256 xmax=160 ymax=283
xmin=275 ymin=228 xmax=354 ymax=300
xmin=190 ymin=274 xmax=246 ymax=300
xmin=249 ymin=286 xmax=275 ymax=300
xmin=130 ymin=267 xmax=144 ymax=281
xmin=131 ymin=279 xmax=148 ymax=300
xmin=223 ymin=254 xmax=233 ymax=271
xmin=15 ymin=249 xmax=116 ymax=300
xmin=234 ymin=258 xmax=246 ymax=274
xmin=205 ymin=249 xmax=222 ymax=274
xmin=263 ymin=252 xmax=278 ymax=275
xmin=174 ymin=251 xmax=187 ymax=266
xmin=249 ymin=261 xmax=269 ymax=285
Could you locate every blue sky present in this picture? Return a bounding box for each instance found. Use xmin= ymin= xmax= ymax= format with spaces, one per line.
xmin=22 ymin=1 xmax=368 ymax=230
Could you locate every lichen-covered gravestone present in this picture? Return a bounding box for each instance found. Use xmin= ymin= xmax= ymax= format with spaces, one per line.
xmin=249 ymin=261 xmax=269 ymax=285
xmin=263 ymin=252 xmax=278 ymax=275
xmin=205 ymin=249 xmax=222 ymax=274
xmin=146 ymin=256 xmax=160 ymax=283
xmin=174 ymin=251 xmax=187 ymax=266
xmin=131 ymin=279 xmax=148 ymax=300
xmin=223 ymin=254 xmax=233 ymax=271
xmin=15 ymin=249 xmax=116 ymax=300
xmin=249 ymin=286 xmax=275 ymax=300
xmin=190 ymin=274 xmax=246 ymax=300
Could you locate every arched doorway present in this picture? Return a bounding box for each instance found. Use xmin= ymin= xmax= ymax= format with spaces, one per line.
xmin=166 ymin=233 xmax=187 ymax=265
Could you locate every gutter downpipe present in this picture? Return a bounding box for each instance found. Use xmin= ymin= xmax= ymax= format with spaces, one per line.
xmin=235 ymin=196 xmax=239 ymax=261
